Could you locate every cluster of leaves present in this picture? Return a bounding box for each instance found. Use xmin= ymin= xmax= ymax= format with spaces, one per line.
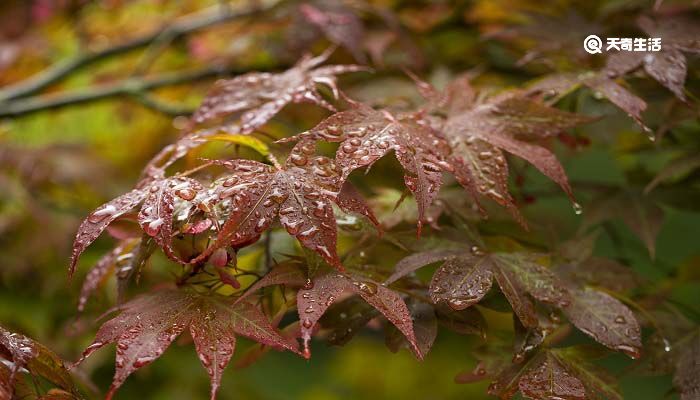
xmin=2 ymin=1 xmax=700 ymax=399
xmin=1 ymin=326 xmax=79 ymax=399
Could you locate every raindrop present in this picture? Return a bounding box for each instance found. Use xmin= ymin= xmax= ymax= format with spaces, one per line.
xmin=615 ymin=344 xmax=641 ymax=359
xmin=176 ymin=188 xmax=197 ymax=201
xmin=88 ymin=205 xmax=117 ymax=223
xmin=290 ymin=154 xmax=308 ymax=167
xmin=222 ymin=177 xmax=238 ymax=187
xmin=662 ymin=337 xmax=671 ymax=352
xmin=353 ymin=281 xmax=378 ymax=295
xmin=572 ymin=202 xmax=583 ymax=215
xmin=643 ymin=125 xmax=656 ymax=142
xmin=145 ymin=218 xmax=164 ymax=236
xmin=447 ymin=298 xmax=470 ymax=310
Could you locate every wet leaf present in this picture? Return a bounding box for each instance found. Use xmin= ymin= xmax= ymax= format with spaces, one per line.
xmin=138 ymin=177 xmax=202 ymax=264
xmin=69 ymin=188 xmax=149 ymax=276
xmin=518 ymin=352 xmax=585 ymax=400
xmin=235 ymin=261 xmax=307 ymax=304
xmin=192 ymin=153 xmax=378 ymax=269
xmin=390 ymin=248 xmax=569 ymax=328
xmin=192 ymin=49 xmax=366 ymax=134
xmin=604 ymin=16 xmax=700 ymax=101
xmin=435 ymin=303 xmax=486 ymax=336
xmin=299 ymin=3 xmax=366 ymax=62
xmin=0 ymin=326 xmax=75 ymax=395
xmin=287 ymin=103 xmax=451 ymax=233
xmin=673 ymin=330 xmax=700 ymax=400
xmin=429 ymin=255 xmax=494 ymax=310
xmin=297 ymin=272 xmax=421 ymax=359
xmin=385 ymin=302 xmax=437 ymax=357
xmin=76 ymin=289 xmax=298 ymax=400
xmin=554 ymin=347 xmax=623 ymax=400
xmin=78 ymin=240 xmax=136 ymax=312
xmin=562 ymin=287 xmax=642 ymax=359
xmin=581 ymin=191 xmax=664 ymax=259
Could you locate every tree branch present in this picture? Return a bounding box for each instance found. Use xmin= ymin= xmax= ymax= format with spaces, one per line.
xmin=0 ymin=1 xmax=283 ymax=102
xmin=0 ymin=65 xmax=276 ymax=118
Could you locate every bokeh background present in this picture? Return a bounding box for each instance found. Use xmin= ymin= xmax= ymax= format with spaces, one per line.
xmin=1 ymin=0 xmax=698 ymax=399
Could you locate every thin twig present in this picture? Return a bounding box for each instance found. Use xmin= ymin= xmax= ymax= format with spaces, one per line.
xmin=0 ymin=1 xmax=283 ymax=102
xmin=0 ymin=65 xmax=274 ymax=118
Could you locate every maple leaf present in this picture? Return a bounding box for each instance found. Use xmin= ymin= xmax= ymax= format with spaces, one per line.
xmin=191 ymin=49 xmax=367 ymax=134
xmin=527 ymin=72 xmax=649 ymax=132
xmin=517 ymin=351 xmax=586 ymax=400
xmin=297 ymin=272 xmax=421 ymax=358
xmin=645 ymin=153 xmax=700 ymax=194
xmin=435 ymin=303 xmax=486 ymax=337
xmin=69 ymin=187 xmax=150 ymax=277
xmin=488 ymin=11 xmax=603 ymax=65
xmin=580 ymin=190 xmax=664 ymax=259
xmin=284 ymin=103 xmax=453 ymax=232
xmin=77 ymin=239 xmax=137 ymax=312
xmin=673 ymin=330 xmax=700 ymax=400
xmin=439 ymin=92 xmax=593 ymax=223
xmin=69 ymin=174 xmax=203 ymax=275
xmin=190 ymin=152 xmax=379 ymax=269
xmin=234 ymin=263 xmax=421 ymax=359
xmin=290 ymin=74 xmax=593 ymax=229
xmin=0 ymin=326 xmax=76 ymax=397
xmin=556 ymin=257 xmax=642 ymax=293
xmin=487 ymin=347 xmax=621 ymax=400
xmin=299 ymin=3 xmax=366 ymax=63
xmin=562 ymin=287 xmax=642 ymax=359
xmin=387 ymin=247 xmax=570 ymax=328
xmin=76 ymin=289 xmax=299 ymax=400
xmin=138 ymin=177 xmax=203 ymax=263
xmin=384 ymin=302 xmax=437 ymax=357
xmin=553 ymin=346 xmax=624 ymax=400
xmin=604 ymin=16 xmax=700 ymax=101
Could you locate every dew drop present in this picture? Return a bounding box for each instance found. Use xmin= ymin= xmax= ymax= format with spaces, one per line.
xmin=662 ymin=337 xmax=671 ymax=352
xmin=290 ymin=154 xmax=308 ymax=167
xmin=615 ymin=344 xmax=641 ymax=359
xmin=447 ymin=298 xmax=470 ymax=310
xmin=175 ymin=188 xmax=197 ymax=201
xmin=353 ymin=281 xmax=378 ymax=295
xmin=572 ymin=202 xmax=583 ymax=215
xmin=88 ymin=205 xmax=117 ymax=223
xmin=145 ymin=218 xmax=164 ymax=236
